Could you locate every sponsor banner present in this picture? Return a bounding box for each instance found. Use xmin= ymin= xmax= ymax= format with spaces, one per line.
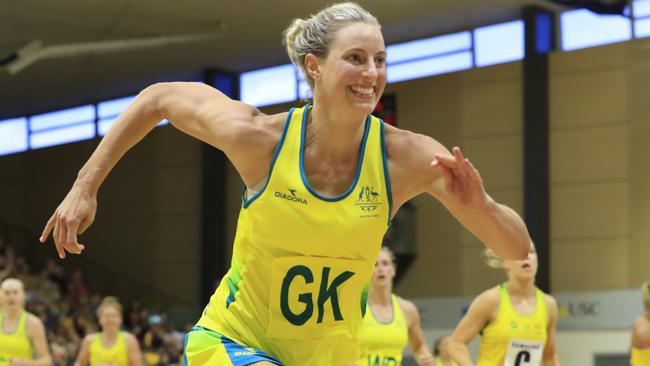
xmin=412 ymin=288 xmax=644 ymax=330
xmin=554 ymin=289 xmax=643 ymax=329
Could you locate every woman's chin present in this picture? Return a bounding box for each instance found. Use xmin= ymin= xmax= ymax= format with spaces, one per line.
xmin=348 ymin=100 xmax=376 ymax=115
xmin=515 ymin=272 xmax=536 ymax=281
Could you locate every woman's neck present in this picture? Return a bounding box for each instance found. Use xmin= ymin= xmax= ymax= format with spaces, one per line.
xmin=3 ymin=308 xmax=20 ymax=320
xmin=505 ymin=277 xmax=536 ymax=298
xmin=103 ymin=328 xmax=118 ymax=339
xmin=368 ymin=283 xmax=392 ymax=306
xmin=307 ymin=102 xmax=368 ymax=162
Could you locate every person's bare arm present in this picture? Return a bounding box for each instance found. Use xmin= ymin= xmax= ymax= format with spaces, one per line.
xmin=125 ymin=332 xmax=143 ymax=366
xmin=400 ymin=299 xmax=435 ymax=366
xmin=40 ymin=82 xmax=275 ymax=258
xmin=448 ymin=289 xmax=499 ymax=366
xmin=542 ymin=295 xmax=560 ymax=366
xmin=12 ymin=315 xmax=53 ymax=366
xmin=387 ymin=127 xmax=528 ymax=261
xmin=73 ymin=334 xmax=93 ymax=366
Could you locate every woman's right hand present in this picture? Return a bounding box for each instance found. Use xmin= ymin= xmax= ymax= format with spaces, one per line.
xmin=40 ymin=182 xmax=96 ymax=259
xmin=37 ymin=82 xmax=266 ymax=259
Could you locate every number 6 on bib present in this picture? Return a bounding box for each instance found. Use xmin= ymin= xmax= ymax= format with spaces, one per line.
xmin=505 ymin=339 xmax=544 ymax=366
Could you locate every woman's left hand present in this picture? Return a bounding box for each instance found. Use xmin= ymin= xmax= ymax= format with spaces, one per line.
xmin=431 ymin=146 xmax=489 ymax=211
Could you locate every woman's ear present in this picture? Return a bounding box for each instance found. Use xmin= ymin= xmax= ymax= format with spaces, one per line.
xmin=305 ymin=53 xmax=322 ymax=81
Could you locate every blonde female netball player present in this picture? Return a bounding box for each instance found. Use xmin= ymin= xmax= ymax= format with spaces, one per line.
xmin=40 ymin=3 xmax=531 ymax=365
xmin=448 ymin=244 xmax=559 ymax=366
xmin=630 ymin=282 xmax=650 ymax=366
xmin=74 ymin=296 xmax=142 ymax=366
xmin=355 ymin=247 xmax=434 ymax=366
xmin=0 ymin=278 xmax=52 ymax=366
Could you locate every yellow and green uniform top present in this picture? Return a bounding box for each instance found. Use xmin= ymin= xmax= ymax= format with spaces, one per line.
xmin=435 ymin=358 xmax=459 ymax=366
xmin=357 ymin=294 xmax=408 ymax=366
xmin=0 ymin=311 xmax=33 ymax=364
xmin=477 ymin=284 xmax=548 ymax=366
xmin=631 ymin=346 xmax=650 ymax=366
xmin=197 ymin=104 xmax=392 ymax=366
xmin=89 ymin=331 xmax=129 ymax=366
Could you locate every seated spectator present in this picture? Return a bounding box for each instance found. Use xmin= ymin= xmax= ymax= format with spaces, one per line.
xmin=69 ymin=269 xmax=87 ymax=306
xmin=0 ymin=236 xmax=15 ymax=281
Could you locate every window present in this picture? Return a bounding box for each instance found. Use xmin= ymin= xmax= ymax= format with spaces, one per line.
xmin=474 ymin=20 xmax=525 ymax=67
xmin=30 ymin=105 xmax=94 ymax=132
xmin=387 ymin=51 xmax=473 ymax=83
xmin=634 ymin=0 xmax=650 ymax=37
xmin=386 ymin=32 xmax=472 ymax=83
xmin=634 ymin=0 xmax=650 ymax=17
xmin=635 ymin=18 xmax=650 ymax=37
xmin=0 ymin=118 xmax=28 ymax=156
xmin=240 ymin=64 xmax=297 ymax=107
xmin=561 ymin=9 xmax=632 ymax=50
xmin=29 ymin=105 xmax=95 ymax=149
xmin=29 ymin=123 xmax=96 ymax=150
xmin=98 ymin=96 xmax=135 ymax=119
xmin=386 ymin=32 xmax=471 ymax=65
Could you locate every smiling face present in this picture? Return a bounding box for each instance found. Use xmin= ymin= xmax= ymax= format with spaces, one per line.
xmin=308 ymin=22 xmax=387 ymax=117
xmin=371 ymin=249 xmax=396 ymax=288
xmin=503 ymin=243 xmax=538 ymax=281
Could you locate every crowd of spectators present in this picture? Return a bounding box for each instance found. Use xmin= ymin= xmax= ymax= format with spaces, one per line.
xmin=0 ymin=235 xmax=187 ymax=365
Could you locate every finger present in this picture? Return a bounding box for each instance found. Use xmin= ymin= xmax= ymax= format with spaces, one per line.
xmin=465 ymin=158 xmax=483 ymax=184
xmin=65 ymin=220 xmax=84 ymax=255
xmin=59 ymin=219 xmax=68 ymax=251
xmin=78 ymin=216 xmax=91 ymax=235
xmin=60 ymin=220 xmax=70 ymax=259
xmin=432 ymin=153 xmax=458 ymax=169
xmin=53 ymin=218 xmax=59 ymax=247
xmin=453 ymin=147 xmax=472 ymax=176
xmin=439 ymin=165 xmax=455 ymax=191
xmin=453 ymin=146 xmax=465 ymax=161
xmin=53 ymin=219 xmax=65 ymax=259
xmin=451 ymin=146 xmax=465 ymax=161
xmin=40 ymin=214 xmax=56 ymax=243
xmin=436 ymin=153 xmax=467 ymax=179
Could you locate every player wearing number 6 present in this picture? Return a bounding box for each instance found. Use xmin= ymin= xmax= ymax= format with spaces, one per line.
xmin=447 ymin=243 xmax=559 ymax=366
xmin=39 ymin=2 xmax=531 ymax=365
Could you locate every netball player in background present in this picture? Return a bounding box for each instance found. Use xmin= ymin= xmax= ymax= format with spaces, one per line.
xmin=74 ymin=296 xmax=142 ymax=366
xmin=0 ymin=278 xmax=52 ymax=366
xmin=630 ymin=282 xmax=650 ymax=366
xmin=40 ymin=2 xmax=531 ymax=365
xmin=448 ymin=243 xmax=559 ymax=366
xmin=355 ymin=247 xmax=434 ymax=366
xmin=433 ymin=336 xmax=457 ymax=366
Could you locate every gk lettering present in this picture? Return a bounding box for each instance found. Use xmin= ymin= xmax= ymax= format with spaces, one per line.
xmin=280 ymin=265 xmax=355 ymax=325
